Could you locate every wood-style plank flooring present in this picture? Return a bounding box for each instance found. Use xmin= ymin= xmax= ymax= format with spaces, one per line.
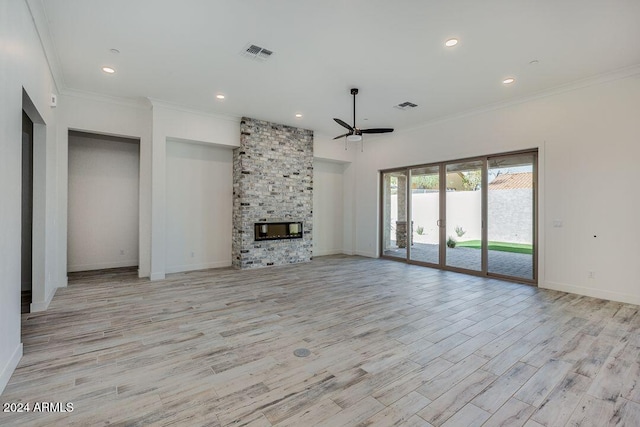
xmin=2 ymin=255 xmax=639 ymax=426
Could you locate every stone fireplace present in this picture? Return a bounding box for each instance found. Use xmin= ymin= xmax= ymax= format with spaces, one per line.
xmin=232 ymin=117 xmax=313 ymax=269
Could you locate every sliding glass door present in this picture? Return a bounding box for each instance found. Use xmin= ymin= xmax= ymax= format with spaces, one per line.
xmin=487 ymin=153 xmax=536 ymax=280
xmin=445 ymin=160 xmax=484 ymax=272
xmin=409 ymin=166 xmax=441 ymax=265
xmin=380 ymin=150 xmax=537 ymax=284
xmin=381 ymin=170 xmax=408 ymax=260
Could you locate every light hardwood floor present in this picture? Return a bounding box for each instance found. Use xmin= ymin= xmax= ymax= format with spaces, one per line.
xmin=2 ymin=255 xmax=639 ymax=426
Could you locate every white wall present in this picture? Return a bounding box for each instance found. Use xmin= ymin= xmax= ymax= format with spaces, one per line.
xmin=315 ymin=132 xmax=356 ymax=256
xmin=313 ymin=159 xmax=346 ymax=256
xmin=150 ymin=103 xmax=240 ymax=279
xmin=67 ymin=132 xmax=140 ymax=272
xmin=166 ymin=140 xmax=233 ymax=273
xmin=353 ymin=73 xmax=640 ymax=305
xmin=0 ymin=0 xmax=59 ymax=394
xmin=313 ymin=131 xmax=357 ymax=164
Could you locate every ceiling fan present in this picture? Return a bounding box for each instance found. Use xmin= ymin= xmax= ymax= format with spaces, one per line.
xmin=333 ymin=88 xmax=394 ymax=147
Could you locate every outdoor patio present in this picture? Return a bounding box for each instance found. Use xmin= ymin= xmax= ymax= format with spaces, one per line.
xmin=383 ymin=242 xmax=533 ymax=281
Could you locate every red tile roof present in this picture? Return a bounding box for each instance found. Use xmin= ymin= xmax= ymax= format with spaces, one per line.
xmin=488 ymin=172 xmax=533 ymax=190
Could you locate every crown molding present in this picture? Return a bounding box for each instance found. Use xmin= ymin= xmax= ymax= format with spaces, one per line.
xmin=61 ymin=88 xmax=152 ymax=110
xmin=147 ymin=98 xmax=242 ymax=123
xmin=400 ymin=63 xmax=640 ymax=134
xmin=26 ymin=0 xmax=64 ymax=93
xmin=60 ymin=91 xmax=243 ymax=121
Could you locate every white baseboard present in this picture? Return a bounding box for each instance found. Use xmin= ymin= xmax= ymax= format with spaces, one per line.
xmin=355 ymin=250 xmax=378 ymax=258
xmin=342 ymin=249 xmax=355 ymax=256
xmin=165 ymin=260 xmax=231 ymax=274
xmin=150 ymin=272 xmax=166 ymax=281
xmin=0 ymin=343 xmax=23 ymax=395
xmin=67 ymin=260 xmax=138 ymax=273
xmin=31 ymin=286 xmax=57 ymax=312
xmin=313 ymin=249 xmax=343 ymax=257
xmin=542 ymin=281 xmax=640 ymax=306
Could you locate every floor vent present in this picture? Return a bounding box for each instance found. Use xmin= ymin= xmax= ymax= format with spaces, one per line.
xmin=293 ymin=348 xmax=311 ymax=357
xmin=241 ymin=43 xmax=274 ymax=61
xmin=394 ymin=101 xmax=418 ymax=110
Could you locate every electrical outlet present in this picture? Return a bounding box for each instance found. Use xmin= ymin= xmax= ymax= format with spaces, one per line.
xmin=588 ymin=271 xmax=595 ymax=279
xmin=120 ymin=249 xmax=125 ymax=255
xmin=191 ymin=251 xmax=195 ymax=258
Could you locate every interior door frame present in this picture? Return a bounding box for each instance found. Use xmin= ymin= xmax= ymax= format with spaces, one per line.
xmin=379 ymin=148 xmax=538 ymax=285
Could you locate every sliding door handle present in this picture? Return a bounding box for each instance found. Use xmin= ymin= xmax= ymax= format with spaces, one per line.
xmin=437 ymin=219 xmax=443 ymax=227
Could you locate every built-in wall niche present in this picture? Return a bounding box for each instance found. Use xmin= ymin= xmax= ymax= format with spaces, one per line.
xmin=254 ymin=222 xmax=303 ymax=241
xmin=67 ymin=130 xmax=140 ymax=272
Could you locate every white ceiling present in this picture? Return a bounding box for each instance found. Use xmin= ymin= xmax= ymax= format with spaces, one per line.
xmin=32 ymin=0 xmax=640 ymax=137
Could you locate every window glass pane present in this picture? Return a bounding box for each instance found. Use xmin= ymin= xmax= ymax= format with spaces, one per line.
xmin=445 ymin=160 xmax=483 ymax=272
xmin=382 ymin=171 xmax=408 ymax=260
xmin=487 ymin=154 xmax=535 ymax=280
xmin=410 ymin=166 xmax=440 ymax=264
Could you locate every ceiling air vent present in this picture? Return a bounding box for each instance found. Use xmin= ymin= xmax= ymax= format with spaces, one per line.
xmin=394 ymin=101 xmax=418 ymax=111
xmin=241 ymin=43 xmax=274 ymax=61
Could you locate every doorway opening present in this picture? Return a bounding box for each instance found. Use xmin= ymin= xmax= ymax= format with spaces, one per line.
xmin=21 ymin=89 xmax=46 ymax=314
xmin=21 ymin=111 xmax=33 ymax=313
xmin=67 ymin=131 xmax=141 ymax=275
xmin=381 ymin=149 xmax=538 ymax=284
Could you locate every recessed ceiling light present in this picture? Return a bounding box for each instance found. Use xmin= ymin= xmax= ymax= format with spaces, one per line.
xmin=109 ymin=48 xmax=120 ymax=55
xmin=502 ymin=77 xmax=515 ymax=85
xmin=216 ymin=94 xmax=225 ymax=100
xmin=445 ymin=38 xmax=458 ymax=47
xmin=529 ymin=59 xmax=539 ymax=65
xmin=295 ymin=113 xmax=303 ymax=118
xmin=102 ymin=66 xmax=116 ymax=74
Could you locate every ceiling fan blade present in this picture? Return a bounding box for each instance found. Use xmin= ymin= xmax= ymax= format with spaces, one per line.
xmin=333 ymin=132 xmax=351 ymax=140
xmin=360 ymin=128 xmax=394 ymax=134
xmin=334 ymin=118 xmax=354 ymax=131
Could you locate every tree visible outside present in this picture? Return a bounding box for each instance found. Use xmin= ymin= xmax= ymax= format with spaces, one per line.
xmin=412 ymin=175 xmax=438 ymax=189
xmin=460 ymin=171 xmax=482 ymax=191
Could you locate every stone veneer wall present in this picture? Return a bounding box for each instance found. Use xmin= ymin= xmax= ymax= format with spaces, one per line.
xmin=232 ymin=117 xmax=313 ymax=269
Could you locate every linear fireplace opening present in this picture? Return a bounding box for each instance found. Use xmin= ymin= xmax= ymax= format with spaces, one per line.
xmin=255 ymin=222 xmax=303 ymax=241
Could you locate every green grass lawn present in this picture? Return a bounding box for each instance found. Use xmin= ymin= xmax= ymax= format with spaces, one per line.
xmin=454 ymin=240 xmax=532 ymax=254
